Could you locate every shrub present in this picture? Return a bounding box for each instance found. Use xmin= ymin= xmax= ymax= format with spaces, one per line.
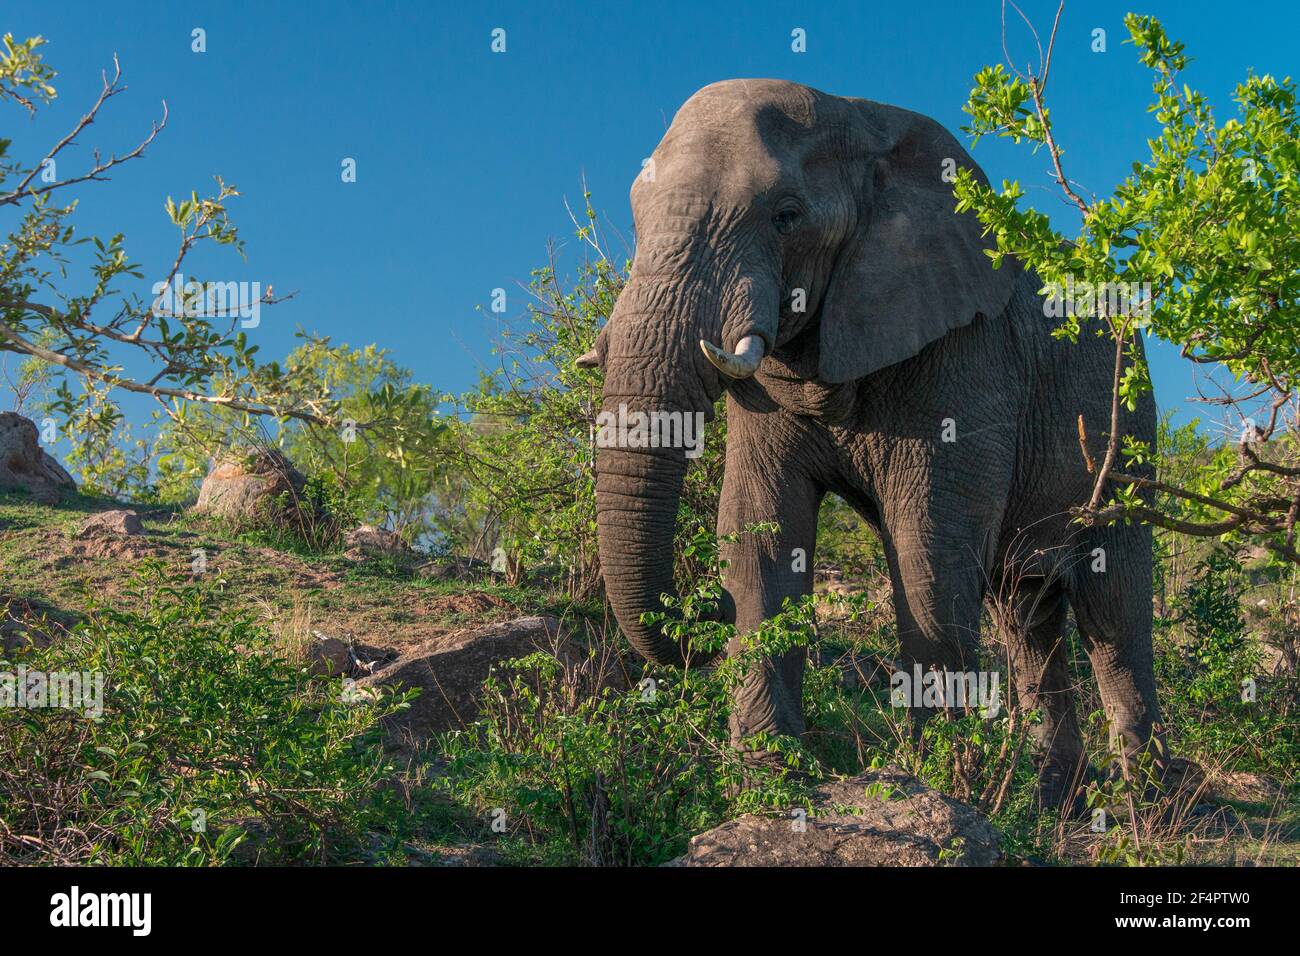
xmin=435 ymin=526 xmax=813 ymax=865
xmin=1156 ymin=551 xmax=1298 ymax=776
xmin=0 ymin=563 xmax=417 ymax=865
xmin=440 ymin=195 xmax=729 ymax=597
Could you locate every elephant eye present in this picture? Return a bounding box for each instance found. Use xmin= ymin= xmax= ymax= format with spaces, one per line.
xmin=772 ymin=208 xmax=800 ymax=235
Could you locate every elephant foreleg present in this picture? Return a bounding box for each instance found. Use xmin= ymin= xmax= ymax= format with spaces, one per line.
xmin=883 ymin=521 xmax=989 ymax=750
xmin=716 ymin=418 xmax=824 ymax=755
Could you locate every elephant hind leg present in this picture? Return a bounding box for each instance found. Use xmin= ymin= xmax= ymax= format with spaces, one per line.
xmin=1000 ymin=578 xmax=1086 ymax=813
xmin=1065 ymin=526 xmax=1166 ymax=782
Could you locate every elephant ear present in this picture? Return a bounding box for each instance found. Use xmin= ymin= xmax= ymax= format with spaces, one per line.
xmin=817 ymin=101 xmax=1018 ymax=384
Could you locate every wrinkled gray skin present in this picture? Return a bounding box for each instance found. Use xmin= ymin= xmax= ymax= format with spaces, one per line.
xmin=588 ymin=80 xmax=1162 ymax=809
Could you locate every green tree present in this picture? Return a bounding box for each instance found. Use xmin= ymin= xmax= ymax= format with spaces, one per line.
xmin=278 ymin=340 xmax=448 ymax=541
xmin=442 ymin=240 xmax=617 ymax=591
xmin=0 ymin=36 xmax=350 ymax=494
xmin=957 ymin=6 xmax=1300 ymax=563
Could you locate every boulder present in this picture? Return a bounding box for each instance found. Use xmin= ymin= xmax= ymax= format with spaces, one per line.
xmin=356 ymin=615 xmax=618 ymax=738
xmin=1211 ymin=770 xmax=1287 ymax=805
xmin=192 ymin=449 xmax=306 ymax=524
xmin=669 ymin=766 xmax=1002 ymax=866
xmin=308 ymin=633 xmax=355 ymax=677
xmin=77 ymin=509 xmax=143 ymax=537
xmin=415 ymin=556 xmax=490 ymax=582
xmin=343 ymin=524 xmax=413 ymax=561
xmin=304 ymin=631 xmax=390 ymax=678
xmin=0 ymin=412 xmax=75 ymax=504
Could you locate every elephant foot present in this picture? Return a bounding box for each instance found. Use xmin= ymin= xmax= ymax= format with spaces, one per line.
xmin=1033 ymin=759 xmax=1090 ymax=819
xmin=1100 ymin=735 xmax=1172 ymax=801
xmin=720 ymin=744 xmax=809 ymax=796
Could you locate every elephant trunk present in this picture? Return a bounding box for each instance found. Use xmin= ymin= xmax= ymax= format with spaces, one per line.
xmin=593 ymin=263 xmax=723 ymax=667
xmin=593 ymin=224 xmax=779 ymax=666
xmin=595 ymin=442 xmax=693 ymax=666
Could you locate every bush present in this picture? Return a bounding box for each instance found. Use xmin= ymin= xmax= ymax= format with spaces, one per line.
xmin=440 ymin=196 xmax=729 ymax=597
xmin=435 ymin=527 xmax=813 ymax=865
xmin=1156 ymin=551 xmax=1298 ymax=776
xmin=0 ymin=563 xmax=417 ymax=865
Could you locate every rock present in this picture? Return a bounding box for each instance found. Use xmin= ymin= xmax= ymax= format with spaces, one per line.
xmin=0 ymin=412 xmax=75 ymax=504
xmin=192 ymin=449 xmax=307 ymax=524
xmin=356 ymin=615 xmax=618 ymax=738
xmin=814 ymin=573 xmax=888 ymax=623
xmin=305 ymin=631 xmax=390 ymax=678
xmin=1211 ymin=770 xmax=1287 ymax=804
xmin=308 ymin=633 xmax=356 ymax=677
xmin=343 ymin=524 xmax=413 ymax=561
xmin=415 ymin=556 xmax=490 ymax=582
xmin=814 ymin=645 xmax=894 ymax=690
xmin=431 ymin=845 xmax=504 ymax=867
xmin=669 ymin=766 xmax=1002 ymax=867
xmin=814 ymin=567 xmax=844 ymax=586
xmin=77 ymin=509 xmax=143 ymax=537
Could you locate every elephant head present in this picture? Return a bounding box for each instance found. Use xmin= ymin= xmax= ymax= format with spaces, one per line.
xmin=586 ymin=79 xmax=1017 ymax=666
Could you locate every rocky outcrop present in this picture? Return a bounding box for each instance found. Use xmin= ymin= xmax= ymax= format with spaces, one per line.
xmin=415 ymin=556 xmax=490 ymax=582
xmin=192 ymin=449 xmax=306 ymax=524
xmin=77 ymin=509 xmax=143 ymax=537
xmin=356 ymin=615 xmax=620 ymax=738
xmin=0 ymin=412 xmax=75 ymax=504
xmin=670 ymin=766 xmax=1002 ymax=866
xmin=343 ymin=524 xmax=413 ymax=562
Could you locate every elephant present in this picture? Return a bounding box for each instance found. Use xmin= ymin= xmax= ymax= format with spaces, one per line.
xmin=579 ymin=79 xmax=1162 ymax=811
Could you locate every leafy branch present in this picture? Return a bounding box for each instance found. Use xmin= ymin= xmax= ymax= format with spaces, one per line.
xmin=957 ymin=3 xmax=1300 ymax=564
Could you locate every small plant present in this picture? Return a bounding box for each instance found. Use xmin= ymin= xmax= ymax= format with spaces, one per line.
xmin=436 ymin=525 xmax=817 ymax=865
xmin=0 ymin=562 xmax=418 ymax=865
xmin=1084 ymin=743 xmax=1189 ymax=867
xmin=1156 ymin=551 xmax=1297 ymax=776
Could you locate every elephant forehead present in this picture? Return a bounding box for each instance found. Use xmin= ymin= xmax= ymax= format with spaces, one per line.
xmin=643 ymin=81 xmax=822 ymax=192
xmin=645 ymin=129 xmax=782 ymax=201
xmin=677 ymin=79 xmax=819 ymax=128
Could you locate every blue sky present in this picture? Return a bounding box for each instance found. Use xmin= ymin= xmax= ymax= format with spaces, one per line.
xmin=4 ymin=0 xmax=1296 ymax=433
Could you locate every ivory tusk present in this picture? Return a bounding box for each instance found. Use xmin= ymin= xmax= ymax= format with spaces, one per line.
xmin=699 ymin=334 xmax=765 ymax=379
